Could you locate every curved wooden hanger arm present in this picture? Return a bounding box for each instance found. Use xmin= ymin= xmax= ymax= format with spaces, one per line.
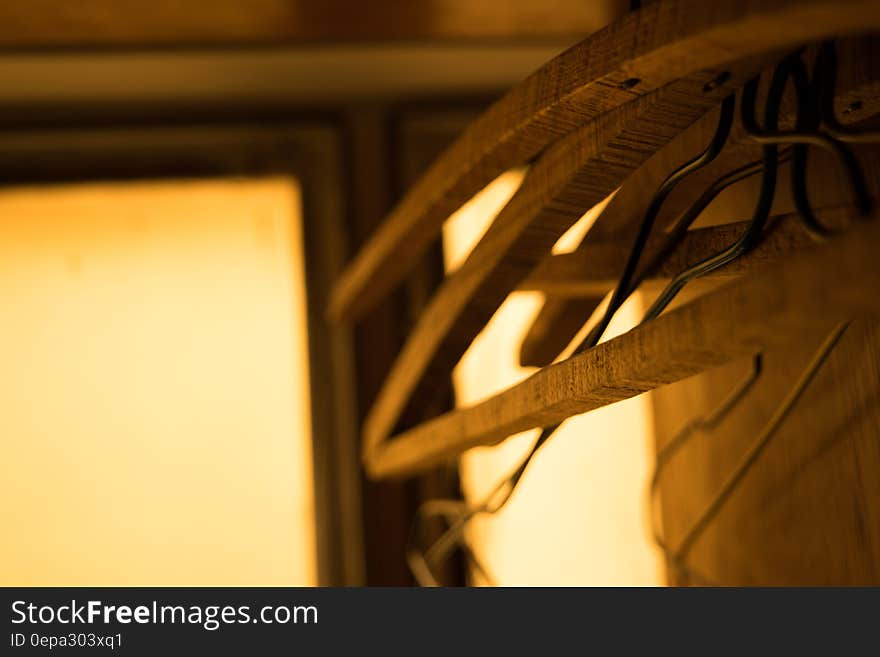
xmin=367 ymin=215 xmax=880 ymax=478
xmin=516 ymin=212 xmax=833 ymax=367
xmin=517 ymin=213 xmax=822 ymax=297
xmin=329 ymin=0 xmax=880 ymax=323
xmin=362 ymin=40 xmax=880 ymax=462
xmin=362 ymin=67 xmax=757 ymax=459
xmin=518 ymin=37 xmax=880 ymax=368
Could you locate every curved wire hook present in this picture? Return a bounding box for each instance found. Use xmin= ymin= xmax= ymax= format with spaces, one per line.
xmin=787 ymin=52 xmax=872 ymax=237
xmin=406 ymin=498 xmax=497 ymax=586
xmin=644 ymin=43 xmax=877 ymax=323
xmin=574 ymin=94 xmax=737 ymax=354
xmin=407 ymin=95 xmax=742 ymax=586
xmin=650 ymin=323 xmax=845 ymax=585
xmin=789 ymin=55 xmax=836 ymax=240
xmin=741 ymin=45 xmax=872 ymax=237
xmin=633 ymin=149 xmax=792 ymax=294
xmin=672 ymin=323 xmax=848 ymax=576
xmin=642 ymin=53 xmax=793 ymax=321
xmin=648 ymin=354 xmax=763 ymax=586
xmin=408 ymin=46 xmax=873 ymax=586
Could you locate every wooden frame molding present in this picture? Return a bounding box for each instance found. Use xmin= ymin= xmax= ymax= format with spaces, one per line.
xmin=0 ymin=122 xmax=364 ymax=585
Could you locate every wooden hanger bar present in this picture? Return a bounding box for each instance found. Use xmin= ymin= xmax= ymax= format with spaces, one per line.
xmin=329 ymin=0 xmax=880 ymax=322
xmin=517 ymin=210 xmax=834 ymax=297
xmin=366 ymin=215 xmax=880 ymax=478
xmin=362 ymin=70 xmax=753 ymax=459
xmin=364 ymin=50 xmax=880 ymax=460
xmin=519 ymin=36 xmax=880 ymax=366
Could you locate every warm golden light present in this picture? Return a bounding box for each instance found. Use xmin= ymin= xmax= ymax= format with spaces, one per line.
xmin=442 ymin=173 xmax=663 ymax=585
xmin=0 ymin=177 xmax=316 ymax=585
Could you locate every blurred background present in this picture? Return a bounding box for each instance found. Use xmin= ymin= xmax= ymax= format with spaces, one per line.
xmin=0 ymin=0 xmax=638 ymax=587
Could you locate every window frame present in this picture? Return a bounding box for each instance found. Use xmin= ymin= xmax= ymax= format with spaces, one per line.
xmin=0 ymin=120 xmax=363 ymax=585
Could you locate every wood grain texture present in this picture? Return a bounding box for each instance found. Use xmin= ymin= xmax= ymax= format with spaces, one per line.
xmin=519 ymin=37 xmax=880 ymax=366
xmin=518 ymin=209 xmax=846 ymax=367
xmin=518 ymin=210 xmax=837 ymax=296
xmin=363 ymin=69 xmax=755 ymax=460
xmin=365 ymin=215 xmax=880 ymax=478
xmin=329 ymin=0 xmax=880 ymax=321
xmin=652 ymin=320 xmax=880 ymax=585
